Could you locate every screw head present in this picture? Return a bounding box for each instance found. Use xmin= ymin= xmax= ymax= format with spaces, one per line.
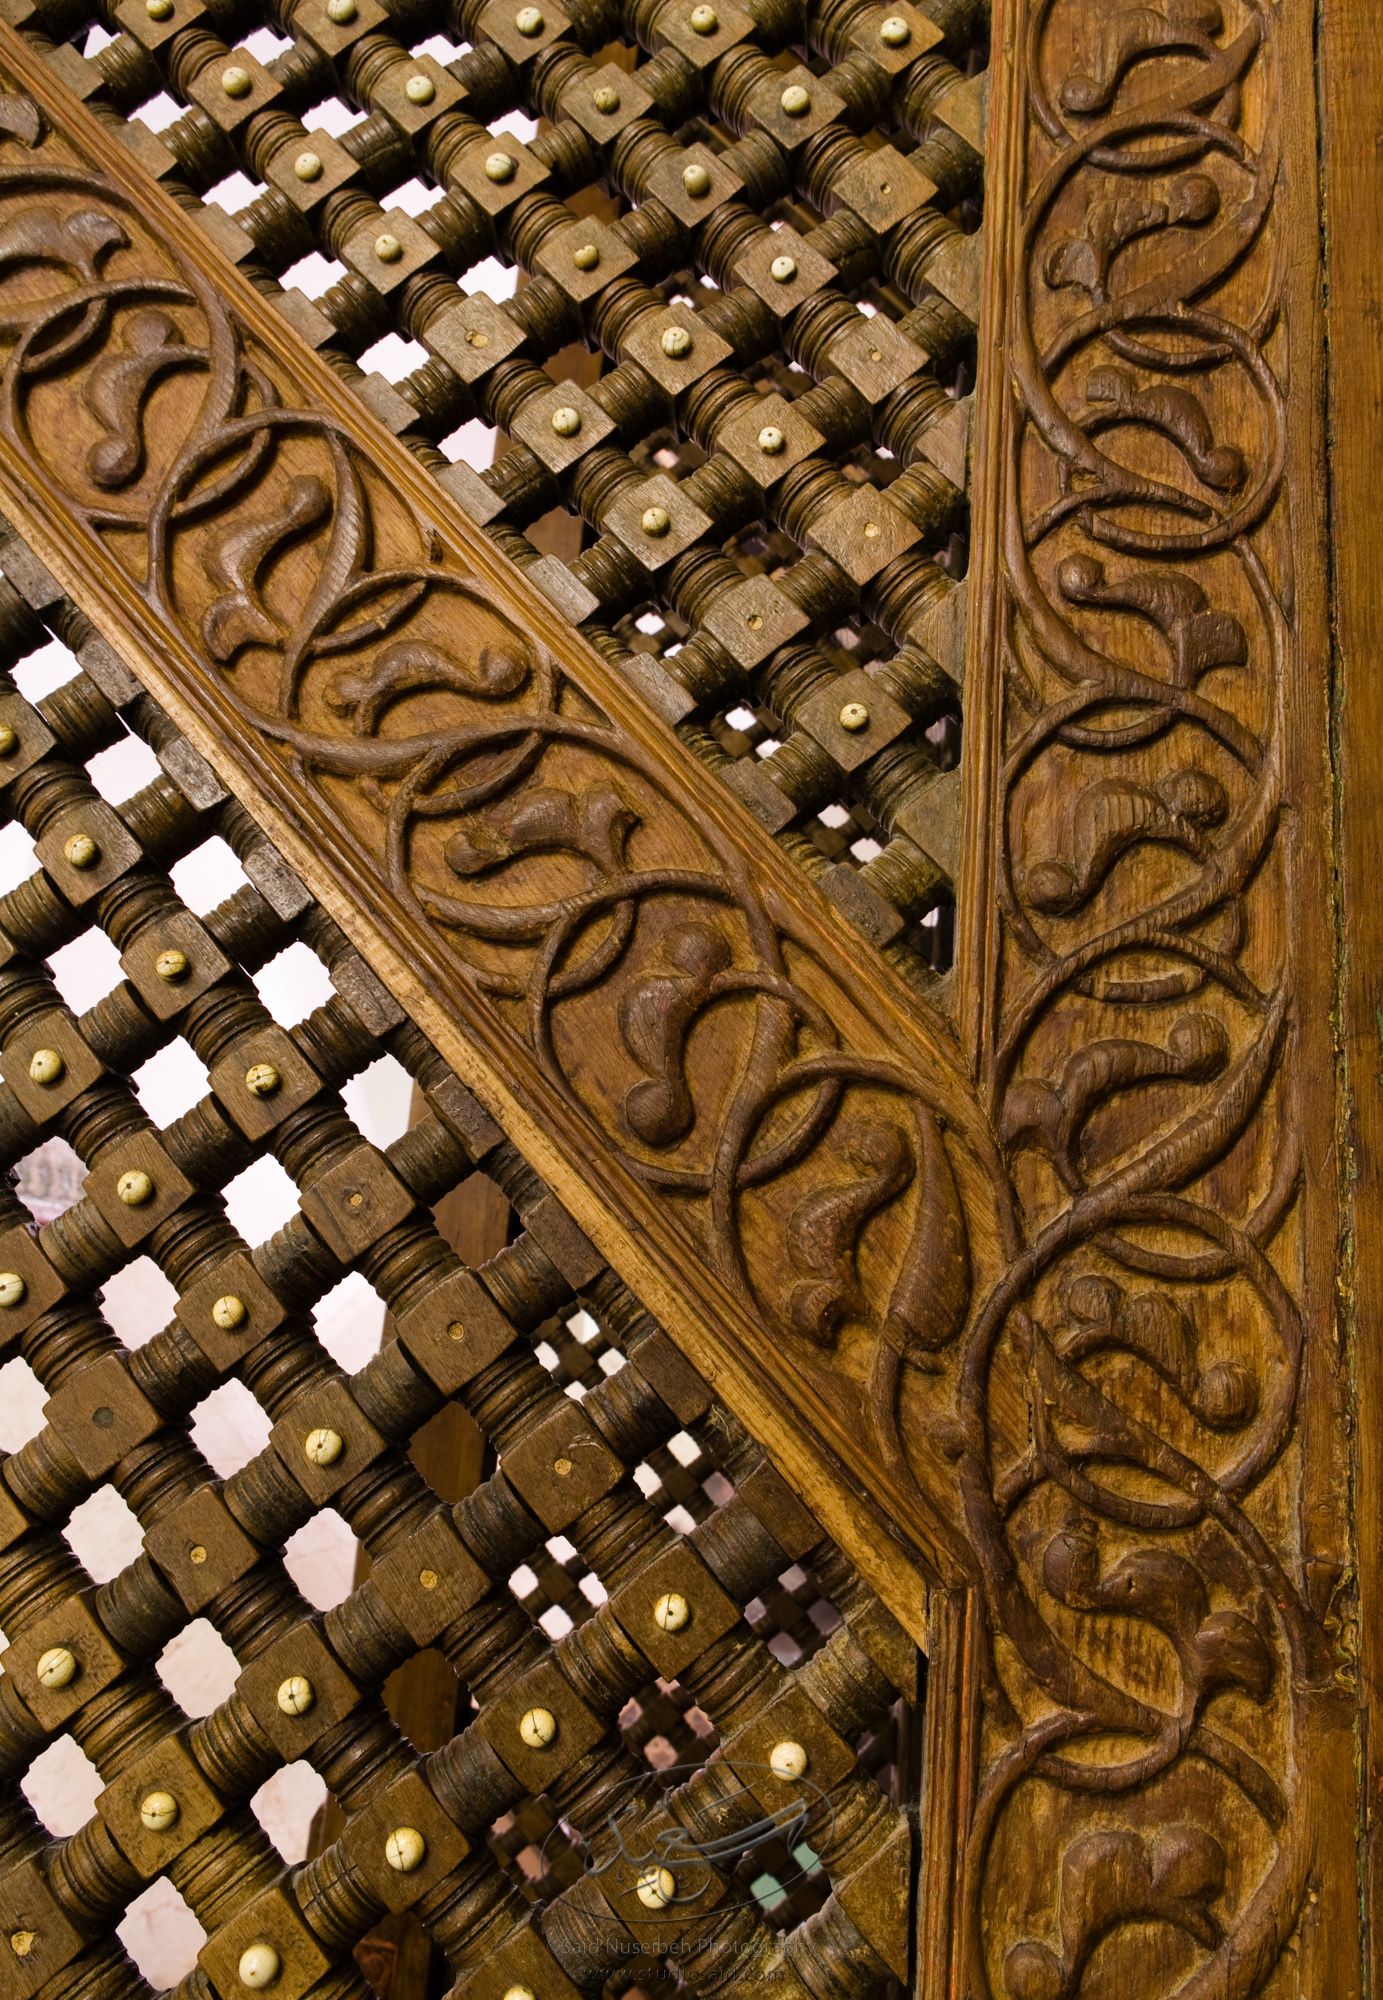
xmin=140 ymin=1789 xmax=180 ymax=1832
xmin=592 ymin=83 xmax=620 ymax=112
xmin=220 ymin=65 xmax=252 ymax=98
xmin=9 ymin=1933 xmax=35 ymax=1958
xmin=189 ymin=1544 xmax=208 ymax=1565
xmin=63 ymin=831 xmax=99 ymax=870
xmin=769 ymin=1738 xmax=809 ymax=1779
xmin=838 ymin=699 xmax=870 ymax=732
xmin=519 ymin=1704 xmax=558 ymax=1748
xmin=304 ymin=1426 xmax=344 ymax=1467
xmin=418 ymin=1567 xmax=439 ymax=1590
xmin=485 ymin=150 xmax=517 ymax=183
xmin=28 ymin=1047 xmax=64 ymax=1086
xmin=879 ymin=12 xmax=910 ymax=42
xmin=780 ymin=82 xmax=811 ymax=115
xmin=117 ymin=1168 xmax=155 ymax=1208
xmin=155 ymin=946 xmax=189 ymax=981
xmin=276 ymin=1674 xmax=315 ymax=1716
xmin=653 ymin=1590 xmax=690 ymax=1632
xmin=374 ymin=232 xmax=403 ymax=263
xmin=244 ymin=1061 xmax=281 ymax=1098
xmin=36 ymin=1645 xmax=77 ymax=1690
xmin=384 ymin=1825 xmax=427 ymax=1873
xmin=238 ymin=1943 xmax=281 ymax=1990
xmin=769 ymin=252 xmax=797 ymax=284
xmin=552 ymin=1455 xmax=573 ymax=1477
xmin=757 ymin=423 xmax=786 ymax=455
xmin=145 ymin=0 xmax=173 ymax=15
xmin=660 ymin=325 xmax=692 ymax=358
xmin=404 ymin=72 xmax=436 ymax=103
xmin=641 ymin=505 xmax=671 ymax=538
xmin=550 ymin=405 xmax=582 ymax=437
xmin=293 ymin=150 xmax=323 ymax=182
xmin=514 ymin=3 xmax=544 ymax=30
xmin=502 ymin=1988 xmax=536 ymax=2000
xmin=0 ymin=722 xmax=15 ymax=756
xmin=572 ymin=241 xmax=600 ymax=272
xmin=690 ymin=3 xmax=717 ymax=30
xmin=0 ymin=1272 xmax=26 ymax=1309
xmin=682 ymin=161 xmax=712 ymax=197
xmin=326 ymin=0 xmax=357 ymax=19
xmin=637 ymin=1863 xmax=676 ymax=1909
xmin=212 ymin=1293 xmax=247 ymax=1331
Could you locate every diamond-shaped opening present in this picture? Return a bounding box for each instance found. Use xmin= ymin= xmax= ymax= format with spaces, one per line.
xmin=157 ymin=1615 xmax=240 ymax=1716
xmin=407 ymin=1402 xmax=485 ymax=1502
xmin=133 ymin=1035 xmax=211 ymax=1123
xmin=0 ymin=1356 xmax=45 ymax=1451
xmin=0 ymin=815 xmax=36 ymax=887
xmin=191 ymin=1376 xmax=271 ymax=1476
xmin=441 ymin=416 xmax=496 ymax=467
xmin=16 ymin=1135 xmax=84 ymax=1224
xmin=47 ymin=925 xmax=122 ymax=1013
xmin=133 ymin=90 xmax=179 ymax=132
xmin=313 ymin=1268 xmax=385 ymax=1371
xmin=382 ymin=1647 xmax=462 ymax=1750
xmin=251 ymin=1758 xmax=328 ymax=1864
xmin=283 ymin=1506 xmax=362 ymax=1611
xmin=282 ymin=249 xmax=347 ymax=297
xmin=206 ymin=169 xmax=265 ymax=213
xmin=86 ymin=732 xmax=161 ymax=805
xmin=116 ymin=1877 xmax=208 ymax=1988
xmin=223 ymin=1150 xmax=300 ymax=1243
xmin=12 ymin=633 xmax=77 ymax=701
xmin=253 ymin=939 xmax=334 ymax=1026
xmin=102 ymin=1253 xmax=178 ymax=1350
xmin=170 ymin=834 xmax=249 ymax=915
xmin=360 ymin=331 xmax=429 ymax=379
xmin=21 ymin=1732 xmax=100 ymax=1835
xmin=64 ymin=1483 xmax=143 ymax=1583
xmin=342 ymin=1051 xmax=414 ymax=1149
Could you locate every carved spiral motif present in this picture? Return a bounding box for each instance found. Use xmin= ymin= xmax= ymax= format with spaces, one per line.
xmin=967 ymin=0 xmax=1325 ymax=1993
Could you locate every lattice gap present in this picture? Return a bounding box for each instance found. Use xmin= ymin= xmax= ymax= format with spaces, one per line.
xmin=0 ymin=553 xmax=916 ymax=1997
xmin=18 ymin=0 xmax=984 ymax=989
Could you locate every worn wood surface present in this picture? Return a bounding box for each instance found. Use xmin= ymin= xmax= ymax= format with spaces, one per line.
xmin=0 ymin=0 xmax=1369 ymax=1989
xmin=954 ymin=0 xmax=1358 ymax=1992
xmin=0 ymin=24 xmax=1012 ymax=1636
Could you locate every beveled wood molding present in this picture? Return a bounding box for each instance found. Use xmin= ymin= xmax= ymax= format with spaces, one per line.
xmin=953 ymin=0 xmax=1357 ymax=1992
xmin=0 ymin=22 xmax=1013 ymax=1639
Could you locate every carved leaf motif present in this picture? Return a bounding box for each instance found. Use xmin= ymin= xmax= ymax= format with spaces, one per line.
xmin=202 ymin=473 xmax=331 ymax=662
xmin=1021 ymin=769 xmax=1228 ymax=916
xmin=1004 ymin=1825 xmax=1226 ymax=2000
xmin=786 ymin=1123 xmax=913 ymax=1345
xmin=327 ymin=639 xmax=530 ymax=730
xmin=881 ymin=1106 xmax=970 ymax=1368
xmin=1086 ymin=368 xmax=1246 ymax=492
xmin=1057 ymin=556 xmax=1248 ymax=688
xmin=445 ymin=783 xmax=635 ymax=880
xmin=85 ymin=306 xmax=205 ymax=490
xmin=1000 ymin=1013 xmax=1230 ymax=1180
xmin=1045 ymin=178 xmax=1218 ymax=296
xmin=1055 ymin=1274 xmax=1258 ymax=1430
xmin=0 ymin=203 xmax=124 ymax=303
xmin=1060 ymin=0 xmax=1226 ymax=114
xmin=619 ymin=921 xmax=733 ymax=1148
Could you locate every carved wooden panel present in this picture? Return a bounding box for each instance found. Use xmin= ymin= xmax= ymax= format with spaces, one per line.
xmin=959 ymin=0 xmax=1355 ymax=1994
xmin=0 ymin=0 xmax=1367 ymax=1992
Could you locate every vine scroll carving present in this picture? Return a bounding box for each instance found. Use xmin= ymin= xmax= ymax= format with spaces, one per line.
xmin=0 ymin=4 xmax=1361 ymax=1994
xmin=960 ymin=0 xmax=1353 ymax=1994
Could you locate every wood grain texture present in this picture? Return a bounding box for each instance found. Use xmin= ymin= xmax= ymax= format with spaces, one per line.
xmin=956 ymin=0 xmax=1357 ymax=1993
xmin=0 ymin=23 xmax=1011 ymax=1634
xmin=1320 ymin=0 xmax=1383 ymax=1991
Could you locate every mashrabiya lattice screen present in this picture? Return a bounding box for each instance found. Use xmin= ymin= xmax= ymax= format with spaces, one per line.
xmin=0 ymin=550 xmax=919 ymax=2000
